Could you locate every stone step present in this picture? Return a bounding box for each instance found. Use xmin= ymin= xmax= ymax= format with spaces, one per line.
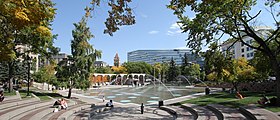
xmin=1 ymin=98 xmax=21 ymax=104
xmin=46 ymin=104 xmax=87 ymax=120
xmin=207 ymin=104 xmax=246 ymax=120
xmin=0 ymin=98 xmax=39 ymax=111
xmin=0 ymin=100 xmax=52 ymax=120
xmin=23 ymin=98 xmax=65 ymax=120
xmin=239 ymin=104 xmax=280 ymax=120
xmin=68 ymin=107 xmax=92 ymax=120
xmin=9 ymin=100 xmax=55 ymax=120
xmin=159 ymin=106 xmax=178 ymax=119
xmin=168 ymin=106 xmax=194 ymax=120
xmin=68 ymin=104 xmax=110 ymax=120
xmin=182 ymin=103 xmax=217 ymax=120
xmin=57 ymin=104 xmax=91 ymax=120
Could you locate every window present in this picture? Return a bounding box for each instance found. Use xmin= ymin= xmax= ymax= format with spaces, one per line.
xmin=241 ymin=48 xmax=244 ymax=52
xmin=247 ymin=47 xmax=250 ymax=51
xmin=241 ymin=43 xmax=244 ymax=46
xmin=247 ymin=53 xmax=250 ymax=57
xmin=242 ymin=54 xmax=244 ymax=57
xmin=250 ymin=52 xmax=254 ymax=57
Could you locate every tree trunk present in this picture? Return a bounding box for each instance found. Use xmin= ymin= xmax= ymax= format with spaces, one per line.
xmin=48 ymin=83 xmax=50 ymax=91
xmin=67 ymin=86 xmax=72 ymax=99
xmin=232 ymin=82 xmax=238 ymax=92
xmin=270 ymin=57 xmax=280 ymax=106
xmin=8 ymin=62 xmax=13 ymax=93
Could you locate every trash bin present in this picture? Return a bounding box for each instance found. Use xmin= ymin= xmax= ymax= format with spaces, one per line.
xmin=158 ymin=100 xmax=164 ymax=107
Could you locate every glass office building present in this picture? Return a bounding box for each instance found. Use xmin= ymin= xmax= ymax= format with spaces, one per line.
xmin=127 ymin=49 xmax=204 ymax=66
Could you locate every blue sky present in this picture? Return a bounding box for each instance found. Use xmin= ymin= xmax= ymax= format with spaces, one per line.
xmin=52 ymin=0 xmax=190 ymax=65
xmin=51 ymin=0 xmax=275 ymax=66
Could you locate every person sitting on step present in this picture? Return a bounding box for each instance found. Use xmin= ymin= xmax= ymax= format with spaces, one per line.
xmin=236 ymin=91 xmax=244 ymax=99
xmin=258 ymin=94 xmax=269 ymax=105
xmin=60 ymin=98 xmax=68 ymax=110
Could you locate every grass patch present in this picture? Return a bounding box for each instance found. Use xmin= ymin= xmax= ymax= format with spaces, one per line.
xmin=19 ymin=90 xmax=33 ymax=99
xmin=4 ymin=90 xmax=16 ymax=96
xmin=32 ymin=91 xmax=51 ymax=101
xmin=19 ymin=87 xmax=63 ymax=101
xmin=180 ymin=91 xmax=280 ymax=112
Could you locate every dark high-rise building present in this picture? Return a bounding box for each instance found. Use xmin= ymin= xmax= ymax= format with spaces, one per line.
xmin=127 ymin=49 xmax=204 ymax=67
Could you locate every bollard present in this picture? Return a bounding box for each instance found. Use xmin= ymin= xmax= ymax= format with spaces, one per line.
xmin=141 ymin=103 xmax=144 ymax=114
xmin=158 ymin=100 xmax=164 ymax=108
xmin=205 ymin=87 xmax=210 ymax=95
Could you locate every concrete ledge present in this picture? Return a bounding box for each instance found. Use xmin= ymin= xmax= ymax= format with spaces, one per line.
xmin=58 ymin=104 xmax=91 ymax=120
xmin=206 ymin=105 xmax=223 ymax=120
xmin=181 ymin=104 xmax=198 ymax=119
xmin=159 ymin=106 xmax=177 ymax=119
xmin=239 ymin=107 xmax=257 ymax=120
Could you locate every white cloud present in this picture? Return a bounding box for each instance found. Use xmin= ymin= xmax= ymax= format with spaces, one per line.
xmin=167 ymin=22 xmax=183 ymax=36
xmin=141 ymin=13 xmax=148 ymax=18
xmin=148 ymin=30 xmax=159 ymax=34
xmin=170 ymin=23 xmax=179 ymax=29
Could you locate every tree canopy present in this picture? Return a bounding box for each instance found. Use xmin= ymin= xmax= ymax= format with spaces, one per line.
xmin=168 ymin=0 xmax=280 ymax=104
xmin=0 ymin=0 xmax=57 ymax=61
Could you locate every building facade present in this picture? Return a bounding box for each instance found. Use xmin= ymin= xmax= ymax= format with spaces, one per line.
xmin=39 ymin=53 xmax=68 ymax=67
xmin=94 ymin=61 xmax=108 ymax=68
xmin=16 ymin=45 xmax=39 ymax=73
xmin=127 ymin=49 xmax=204 ymax=66
xmin=220 ymin=26 xmax=272 ymax=60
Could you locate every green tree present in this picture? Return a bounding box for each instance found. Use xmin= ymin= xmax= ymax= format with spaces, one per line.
xmin=166 ymin=58 xmax=180 ymax=82
xmin=123 ymin=62 xmax=152 ymax=74
xmin=180 ymin=53 xmax=191 ymax=76
xmin=204 ymin=43 xmax=232 ymax=83
xmin=168 ymin=0 xmax=280 ymax=104
xmin=95 ymin=67 xmax=112 ymax=74
xmin=33 ymin=63 xmax=56 ymax=90
xmin=161 ymin=62 xmax=169 ymax=83
xmin=0 ymin=0 xmax=58 ymax=92
xmin=86 ymin=0 xmax=135 ymax=36
xmin=230 ymin=58 xmax=256 ymax=91
xmin=189 ymin=63 xmax=201 ymax=80
xmin=0 ymin=0 xmax=56 ymax=61
xmin=67 ymin=17 xmax=101 ymax=98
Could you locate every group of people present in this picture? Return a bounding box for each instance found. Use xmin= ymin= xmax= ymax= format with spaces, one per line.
xmin=258 ymin=94 xmax=277 ymax=106
xmin=102 ymin=96 xmax=114 ymax=107
xmin=53 ymin=98 xmax=68 ymax=112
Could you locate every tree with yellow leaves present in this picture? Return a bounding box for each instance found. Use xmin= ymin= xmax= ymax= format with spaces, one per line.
xmin=0 ymin=0 xmax=57 ymax=92
xmin=111 ymin=66 xmax=127 ymax=74
xmin=0 ymin=0 xmax=57 ymax=61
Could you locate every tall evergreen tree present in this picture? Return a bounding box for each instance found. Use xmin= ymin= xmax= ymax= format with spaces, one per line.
xmin=181 ymin=53 xmax=190 ymax=76
xmin=166 ymin=57 xmax=180 ymax=82
xmin=67 ymin=17 xmax=101 ymax=98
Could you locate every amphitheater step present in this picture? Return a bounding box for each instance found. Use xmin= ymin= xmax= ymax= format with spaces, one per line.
xmin=56 ymin=104 xmax=91 ymax=120
xmin=0 ymin=98 xmax=39 ymax=111
xmin=207 ymin=104 xmax=246 ymax=120
xmin=9 ymin=100 xmax=55 ymax=120
xmin=167 ymin=105 xmax=194 ymax=120
xmin=182 ymin=103 xmax=217 ymax=120
xmin=239 ymin=104 xmax=280 ymax=120
xmin=159 ymin=106 xmax=178 ymax=119
xmin=0 ymin=100 xmax=53 ymax=120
